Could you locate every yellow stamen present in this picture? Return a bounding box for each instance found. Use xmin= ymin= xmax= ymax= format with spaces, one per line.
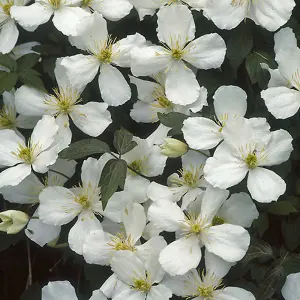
xmin=107 ymin=233 xmax=136 ymax=251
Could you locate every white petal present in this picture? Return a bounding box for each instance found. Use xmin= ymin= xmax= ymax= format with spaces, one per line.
xmin=69 ymin=210 xmax=102 ymax=254
xmin=39 ymin=186 xmax=81 ymax=225
xmin=204 ymin=224 xmax=250 ymax=262
xmin=98 ymin=64 xmax=131 ymax=106
xmin=89 ymin=289 xmax=108 ymax=300
xmin=182 ymin=117 xmax=222 ymax=150
xmin=274 ymin=27 xmax=297 ymax=55
xmin=261 ymin=64 xmax=290 ymax=88
xmin=159 ymin=236 xmax=201 ymax=276
xmin=0 ymin=163 xmax=31 ymax=188
xmin=247 ymin=167 xmax=286 ymax=203
xmin=281 ymin=272 xmax=300 ymax=300
xmin=182 ymin=149 xmax=208 ymax=169
xmin=14 ymin=85 xmax=48 ymax=116
xmin=32 ymin=147 xmax=59 ymax=173
xmin=15 ymin=115 xmax=40 ymax=129
xmin=216 ymin=287 xmax=255 ymax=300
xmin=185 ymin=86 xmax=208 ymax=113
xmin=81 ymin=157 xmax=103 ymax=189
xmin=0 ymin=19 xmax=18 ymax=54
xmin=144 ymin=145 xmax=167 ymax=177
xmin=261 ymin=87 xmax=300 ymax=119
xmin=10 ymin=3 xmax=53 ymax=31
xmin=100 ymin=274 xmax=128 ymax=299
xmin=130 ymin=101 xmax=159 ymax=123
xmin=113 ymin=289 xmax=144 ymax=300
xmin=70 ymin=102 xmax=111 ymax=136
xmin=147 ymin=200 xmax=184 ymax=232
xmin=184 ymin=33 xmax=226 ymax=70
xmin=53 ymin=6 xmax=89 ymax=36
xmin=218 ymin=193 xmax=259 ymax=228
xmin=165 ymin=61 xmax=200 ymax=105
xmin=249 ymin=0 xmax=295 ymax=32
xmin=147 ymin=182 xmax=176 ymax=202
xmin=214 ymin=85 xmax=247 ymax=120
xmin=124 ymin=175 xmax=150 ymax=204
xmin=53 ymin=113 xmax=72 ymax=151
xmin=157 ymin=4 xmax=195 ymax=48
xmin=147 ymin=284 xmax=172 ymax=300
xmin=42 ymin=281 xmax=77 ymax=300
xmin=129 ymin=76 xmax=159 ymax=103
xmin=61 ymin=55 xmax=99 ymax=91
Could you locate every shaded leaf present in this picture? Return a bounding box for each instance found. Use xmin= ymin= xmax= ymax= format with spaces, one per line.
xmin=158 ymin=112 xmax=189 ymax=135
xmin=0 ymin=54 xmax=17 ymax=71
xmin=113 ymin=128 xmax=137 ymax=155
xmin=253 ymin=213 xmax=269 ymax=237
xmin=17 ymin=54 xmax=40 ymax=71
xmin=268 ymin=201 xmax=297 ymax=215
xmin=19 ymin=69 xmax=45 ymax=91
xmin=59 ymin=139 xmax=110 ymax=160
xmin=0 ymin=71 xmax=18 ymax=94
xmin=99 ymin=159 xmax=127 ymax=210
xmin=282 ymin=217 xmax=300 ymax=251
xmin=243 ymin=239 xmax=274 ymax=264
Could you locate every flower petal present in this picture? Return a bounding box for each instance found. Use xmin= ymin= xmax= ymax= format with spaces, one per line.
xmin=42 ymin=281 xmax=77 ymax=300
xmin=0 ymin=163 xmax=31 ymax=188
xmin=0 ymin=19 xmax=18 ymax=54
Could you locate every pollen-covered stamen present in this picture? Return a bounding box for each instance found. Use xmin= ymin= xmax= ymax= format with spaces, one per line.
xmin=128 ymin=157 xmax=147 ymax=175
xmin=171 ymin=165 xmax=204 ymax=188
xmin=291 ymin=69 xmax=300 ymax=91
xmin=0 ymin=0 xmax=14 ymax=16
xmin=44 ymin=87 xmax=82 ymax=115
xmin=89 ymin=36 xmax=119 ymax=64
xmin=82 ymin=0 xmax=92 ymax=7
xmin=132 ymin=272 xmax=151 ymax=292
xmin=75 ymin=195 xmax=90 ymax=209
xmin=245 ymin=152 xmax=258 ymax=169
xmin=11 ymin=140 xmax=39 ymax=164
xmin=214 ymin=113 xmax=229 ymax=132
xmin=211 ymin=215 xmax=225 ymax=226
xmin=239 ymin=143 xmax=268 ymax=169
xmin=151 ymin=87 xmax=173 ymax=109
xmin=181 ymin=212 xmax=209 ymax=237
xmin=107 ymin=233 xmax=137 ymax=251
xmin=231 ymin=0 xmax=249 ymax=6
xmin=48 ymin=0 xmax=62 ymax=9
xmin=0 ymin=105 xmax=16 ymax=129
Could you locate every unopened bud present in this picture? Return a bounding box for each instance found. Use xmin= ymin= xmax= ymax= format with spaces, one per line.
xmin=0 ymin=210 xmax=29 ymax=234
xmin=160 ymin=138 xmax=188 ymax=158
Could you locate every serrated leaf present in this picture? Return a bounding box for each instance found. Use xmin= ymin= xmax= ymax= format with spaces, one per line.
xmin=113 ymin=128 xmax=137 ymax=155
xmin=0 ymin=71 xmax=18 ymax=94
xmin=99 ymin=159 xmax=127 ymax=210
xmin=268 ymin=201 xmax=297 ymax=215
xmin=243 ymin=239 xmax=274 ymax=264
xmin=282 ymin=217 xmax=300 ymax=251
xmin=19 ymin=69 xmax=45 ymax=91
xmin=59 ymin=139 xmax=110 ymax=160
xmin=227 ymin=23 xmax=253 ymax=75
xmin=0 ymin=54 xmax=17 ymax=71
xmin=17 ymin=54 xmax=40 ymax=71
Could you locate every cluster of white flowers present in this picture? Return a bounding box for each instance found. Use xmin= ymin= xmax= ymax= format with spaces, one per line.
xmin=0 ymin=0 xmax=299 ymax=299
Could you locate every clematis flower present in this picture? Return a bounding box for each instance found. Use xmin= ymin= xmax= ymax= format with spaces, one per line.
xmin=0 ymin=115 xmax=60 ymax=188
xmin=61 ymin=12 xmax=146 ymax=106
xmin=0 ymin=210 xmax=29 ymax=234
xmin=38 ymin=157 xmax=133 ymax=254
xmin=261 ymin=27 xmax=300 ymax=119
xmin=42 ymin=281 xmax=107 ymax=300
xmin=148 ymin=185 xmax=250 ymax=275
xmin=204 ymin=117 xmax=293 ymax=203
xmin=81 ymin=0 xmax=132 ymax=21
xmin=131 ymin=4 xmax=226 ymax=106
xmin=0 ymin=159 xmax=76 ymax=246
xmin=10 ymin=0 xmax=89 ymax=36
xmin=0 ymin=0 xmax=30 ymax=53
xmin=162 ymin=250 xmax=255 ymax=300
xmin=14 ymin=58 xmax=112 ymax=150
xmin=129 ymin=74 xmax=207 ymax=123
xmin=110 ymin=251 xmax=172 ymax=300
xmin=203 ymin=0 xmax=295 ymax=31
xmin=281 ymin=272 xmax=300 ymax=300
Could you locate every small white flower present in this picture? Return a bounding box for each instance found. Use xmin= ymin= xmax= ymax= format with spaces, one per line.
xmin=281 ymin=272 xmax=300 ymax=300
xmin=0 ymin=210 xmax=29 ymax=234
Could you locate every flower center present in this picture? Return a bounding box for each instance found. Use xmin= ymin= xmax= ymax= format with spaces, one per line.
xmin=197 ymin=286 xmax=214 ymax=298
xmin=245 ymin=153 xmax=258 ymax=169
xmin=182 ymin=212 xmax=206 ymax=237
xmin=0 ymin=106 xmax=16 ymax=129
xmin=11 ymin=142 xmax=37 ymax=164
xmin=44 ymin=87 xmax=81 ymax=115
xmin=212 ymin=216 xmax=225 ymax=226
xmin=128 ymin=159 xmax=144 ymax=175
xmin=133 ymin=278 xmax=151 ymax=292
xmin=171 ymin=165 xmax=203 ymax=188
xmin=171 ymin=48 xmax=184 ymax=60
xmin=82 ymin=0 xmax=92 ymax=7
xmin=48 ymin=0 xmax=61 ymax=9
xmin=231 ymin=0 xmax=249 ymax=6
xmin=0 ymin=0 xmax=13 ymax=16
xmin=75 ymin=195 xmax=90 ymax=209
xmin=107 ymin=233 xmax=136 ymax=251
xmin=90 ymin=37 xmax=118 ymax=64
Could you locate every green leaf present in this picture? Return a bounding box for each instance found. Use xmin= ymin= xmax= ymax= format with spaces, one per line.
xmin=281 ymin=254 xmax=300 ymax=275
xmin=99 ymin=159 xmax=127 ymax=210
xmin=59 ymin=139 xmax=110 ymax=160
xmin=282 ymin=217 xmax=300 ymax=251
xmin=0 ymin=71 xmax=18 ymax=94
xmin=19 ymin=69 xmax=45 ymax=91
xmin=158 ymin=112 xmax=189 ymax=135
xmin=0 ymin=54 xmax=17 ymax=71
xmin=268 ymin=201 xmax=297 ymax=215
xmin=253 ymin=213 xmax=269 ymax=237
xmin=243 ymin=239 xmax=274 ymax=264
xmin=113 ymin=128 xmax=137 ymax=155
xmin=17 ymin=54 xmax=40 ymax=71
xmin=227 ymin=23 xmax=253 ymax=75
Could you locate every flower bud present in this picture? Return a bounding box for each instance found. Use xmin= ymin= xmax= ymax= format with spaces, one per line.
xmin=0 ymin=210 xmax=29 ymax=234
xmin=160 ymin=138 xmax=188 ymax=158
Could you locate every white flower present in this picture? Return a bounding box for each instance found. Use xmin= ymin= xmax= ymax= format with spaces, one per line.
xmin=131 ymin=4 xmax=226 ymax=106
xmin=14 ymin=58 xmax=112 ymax=150
xmin=42 ymin=281 xmax=107 ymax=300
xmin=10 ymin=0 xmax=89 ymax=36
xmin=203 ymin=0 xmax=295 ymax=31
xmin=61 ymin=12 xmax=146 ymax=106
xmin=83 ymin=203 xmax=167 ymax=266
xmin=38 ymin=157 xmax=132 ymax=254
xmin=162 ymin=250 xmax=255 ymax=300
xmin=204 ymin=117 xmax=293 ymax=203
xmin=129 ymin=74 xmax=207 ymax=123
xmin=147 ymin=185 xmax=250 ymax=275
xmin=261 ymin=27 xmax=300 ymax=119
xmin=147 ymin=150 xmax=208 ymax=210
xmin=81 ymin=0 xmax=132 ymax=21
xmin=281 ymin=272 xmax=300 ymax=300
xmin=110 ymin=251 xmax=172 ymax=300
xmin=0 ymin=90 xmax=40 ymax=132
xmin=160 ymin=138 xmax=188 ymax=158
xmin=0 ymin=0 xmax=30 ymax=53
xmin=0 ymin=210 xmax=29 ymax=234
xmin=0 ymin=115 xmax=59 ymax=188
